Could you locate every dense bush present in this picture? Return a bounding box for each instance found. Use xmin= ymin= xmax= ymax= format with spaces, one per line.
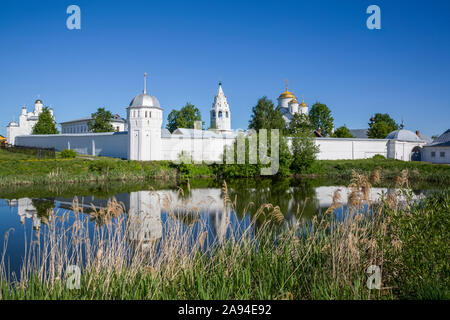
xmin=215 ymin=133 xmax=293 ymax=178
xmin=381 ymin=190 xmax=450 ymax=299
xmin=372 ymin=154 xmax=386 ymax=160
xmin=290 ymin=131 xmax=319 ymax=174
xmin=60 ymin=149 xmax=77 ymax=158
xmin=173 ymin=152 xmax=213 ymax=178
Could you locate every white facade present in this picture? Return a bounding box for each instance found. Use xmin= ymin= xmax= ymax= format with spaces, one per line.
xmin=210 ymin=83 xmax=231 ymax=132
xmin=6 ymin=99 xmax=54 ymax=145
xmin=60 ymin=115 xmax=127 ymax=134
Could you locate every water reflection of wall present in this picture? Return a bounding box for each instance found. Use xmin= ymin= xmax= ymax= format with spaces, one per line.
xmin=6 ymin=186 xmax=424 ymax=232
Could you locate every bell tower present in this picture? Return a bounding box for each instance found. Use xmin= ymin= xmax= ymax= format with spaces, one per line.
xmin=210 ymin=82 xmax=231 ymax=131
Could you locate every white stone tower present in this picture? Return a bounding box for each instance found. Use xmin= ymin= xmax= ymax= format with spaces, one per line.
xmin=127 ymin=73 xmax=163 ymax=161
xmin=210 ymin=82 xmax=231 ymax=131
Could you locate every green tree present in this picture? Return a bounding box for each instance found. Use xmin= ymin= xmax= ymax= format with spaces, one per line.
xmin=309 ymin=102 xmax=334 ymax=136
xmin=290 ymin=127 xmax=319 ymax=173
xmin=166 ymin=103 xmax=203 ymax=133
xmin=216 ymin=132 xmax=292 ymax=178
xmin=32 ymin=107 xmax=59 ymax=134
xmin=333 ymin=125 xmax=355 ymax=138
xmin=87 ymin=107 xmax=114 ymax=133
xmin=288 ymin=113 xmax=314 ymax=135
xmin=248 ymin=97 xmax=286 ymax=132
xmin=367 ymin=113 xmax=398 ymax=139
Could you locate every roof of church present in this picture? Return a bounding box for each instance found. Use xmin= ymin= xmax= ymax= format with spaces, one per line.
xmin=161 ymin=128 xmax=172 ymax=138
xmin=426 ymin=129 xmax=450 ymax=147
xmin=386 ymin=129 xmax=424 ymax=142
xmin=60 ymin=116 xmax=126 ymax=125
xmin=419 ymin=134 xmax=433 ymax=144
xmin=171 ymin=128 xmax=237 ymax=139
xmin=129 ymin=93 xmax=161 ymax=109
xmin=349 ymin=129 xmax=369 ymax=139
xmin=279 ymin=89 xmax=296 ymax=99
xmin=7 ymin=121 xmax=19 ymax=127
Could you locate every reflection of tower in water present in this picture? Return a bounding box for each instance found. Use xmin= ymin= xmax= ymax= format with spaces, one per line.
xmin=8 ymin=198 xmax=45 ymax=230
xmin=126 ymin=191 xmax=162 ymax=250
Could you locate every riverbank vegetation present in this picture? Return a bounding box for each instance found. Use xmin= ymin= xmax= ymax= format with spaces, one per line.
xmin=1 ymin=146 xmax=449 ymax=187
xmin=0 ymin=172 xmax=448 ymax=299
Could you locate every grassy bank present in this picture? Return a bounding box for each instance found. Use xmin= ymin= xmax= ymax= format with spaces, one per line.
xmin=0 ymin=174 xmax=448 ymax=300
xmin=1 ymin=147 xmax=449 ymax=187
xmin=0 ymin=157 xmax=178 ymax=186
xmin=306 ymin=157 xmax=450 ymax=184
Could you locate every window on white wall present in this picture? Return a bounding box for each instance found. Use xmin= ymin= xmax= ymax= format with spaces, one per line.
xmin=440 ymin=152 xmax=445 ymax=157
xmin=431 ymin=151 xmax=436 ymax=157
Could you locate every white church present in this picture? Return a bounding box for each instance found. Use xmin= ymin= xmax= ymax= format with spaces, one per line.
xmin=6 ymin=75 xmax=436 ymax=165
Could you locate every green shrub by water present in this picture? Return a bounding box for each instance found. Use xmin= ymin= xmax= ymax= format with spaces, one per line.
xmin=60 ymin=149 xmax=77 ymax=158
xmin=380 ymin=190 xmax=450 ymax=299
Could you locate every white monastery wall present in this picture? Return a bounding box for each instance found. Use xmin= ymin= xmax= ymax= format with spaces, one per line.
xmin=14 ymin=132 xmax=426 ymax=163
xmin=160 ymin=136 xmax=235 ymax=162
xmin=314 ymin=138 xmax=389 ymax=160
xmin=286 ymin=137 xmax=390 ymax=160
xmin=15 ymin=132 xmax=129 ymax=159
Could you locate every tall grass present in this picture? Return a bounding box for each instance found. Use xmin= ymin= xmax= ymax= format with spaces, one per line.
xmin=0 ymin=172 xmax=448 ymax=300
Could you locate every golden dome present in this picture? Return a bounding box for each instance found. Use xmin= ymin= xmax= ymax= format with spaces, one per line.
xmin=300 ymin=95 xmax=308 ymax=107
xmin=289 ymin=98 xmax=299 ymax=104
xmin=35 ymin=99 xmax=43 ymax=104
xmin=279 ymin=89 xmax=296 ymax=99
xmin=279 ymin=80 xmax=297 ymax=99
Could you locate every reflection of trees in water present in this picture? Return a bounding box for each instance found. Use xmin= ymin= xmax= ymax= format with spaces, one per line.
xmin=227 ymin=178 xmax=319 ymax=225
xmin=170 ymin=211 xmax=200 ymax=227
xmin=289 ymin=179 xmax=320 ymax=220
xmin=31 ymin=198 xmax=54 ymax=224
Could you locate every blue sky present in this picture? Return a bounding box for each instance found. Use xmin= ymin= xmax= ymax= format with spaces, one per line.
xmin=1 ymin=0 xmax=449 ymax=137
